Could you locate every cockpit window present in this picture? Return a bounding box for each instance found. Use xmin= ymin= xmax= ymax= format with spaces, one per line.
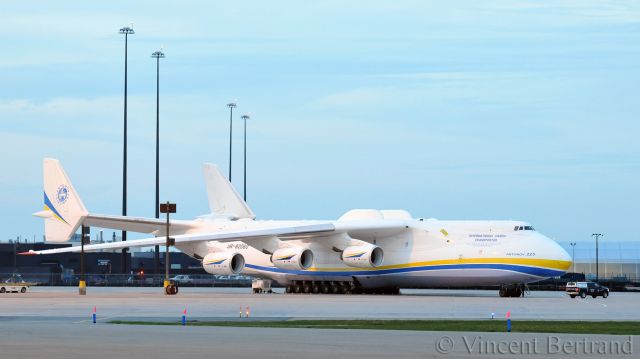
xmin=514 ymin=225 xmax=535 ymax=231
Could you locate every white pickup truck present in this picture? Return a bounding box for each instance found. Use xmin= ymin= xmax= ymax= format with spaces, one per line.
xmin=0 ymin=278 xmax=31 ymax=293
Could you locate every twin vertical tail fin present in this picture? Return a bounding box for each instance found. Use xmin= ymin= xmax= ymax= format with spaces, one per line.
xmin=202 ymin=163 xmax=255 ymax=220
xmin=34 ymin=159 xmax=249 ymax=242
xmin=33 ymin=158 xmax=88 ymax=242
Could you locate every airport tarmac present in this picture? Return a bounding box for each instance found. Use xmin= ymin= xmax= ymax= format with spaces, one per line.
xmin=1 ymin=287 xmax=638 ymax=358
xmin=1 ymin=321 xmax=637 ymax=359
xmin=1 ymin=286 xmax=638 ymax=321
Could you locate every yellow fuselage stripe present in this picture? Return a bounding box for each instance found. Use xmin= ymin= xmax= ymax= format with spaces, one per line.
xmin=307 ymin=257 xmax=571 ymax=272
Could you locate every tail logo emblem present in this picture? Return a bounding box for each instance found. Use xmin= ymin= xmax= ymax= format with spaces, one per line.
xmin=56 ymin=185 xmax=69 ymax=204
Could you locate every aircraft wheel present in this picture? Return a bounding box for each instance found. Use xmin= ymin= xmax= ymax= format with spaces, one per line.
xmin=293 ymin=283 xmax=302 ymax=293
xmin=499 ymin=287 xmax=506 ymax=297
xmin=165 ymin=284 xmax=178 ymax=295
xmin=312 ymin=283 xmax=320 ymax=294
xmin=321 ymin=284 xmax=330 ymax=294
xmin=21 ymin=287 xmax=26 ymax=293
xmin=303 ymin=283 xmax=312 ymax=294
xmin=331 ymin=283 xmax=340 ymax=294
xmin=514 ymin=287 xmax=522 ymax=297
xmin=285 ymin=285 xmax=293 ymax=294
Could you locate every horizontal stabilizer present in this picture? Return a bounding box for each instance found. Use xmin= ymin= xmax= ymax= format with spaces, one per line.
xmin=83 ymin=214 xmax=195 ymax=236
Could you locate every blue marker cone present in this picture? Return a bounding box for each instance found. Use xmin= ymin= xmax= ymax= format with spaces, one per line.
xmin=506 ymin=310 xmax=511 ymax=332
xmin=182 ymin=308 xmax=187 ymax=326
xmin=92 ymin=306 xmax=97 ymax=324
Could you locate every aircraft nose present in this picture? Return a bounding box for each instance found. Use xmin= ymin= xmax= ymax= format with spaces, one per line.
xmin=557 ymin=243 xmax=572 ymax=263
xmin=546 ymin=236 xmax=572 ymax=270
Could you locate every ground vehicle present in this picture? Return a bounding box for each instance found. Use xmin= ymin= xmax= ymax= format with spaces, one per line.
xmin=252 ymin=279 xmax=273 ymax=294
xmin=566 ymin=282 xmax=609 ymax=298
xmin=170 ymin=275 xmax=194 ymax=285
xmin=1 ymin=277 xmax=30 ymax=293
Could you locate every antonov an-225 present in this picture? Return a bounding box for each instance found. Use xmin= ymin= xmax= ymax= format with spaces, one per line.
xmin=27 ymin=158 xmax=572 ymax=297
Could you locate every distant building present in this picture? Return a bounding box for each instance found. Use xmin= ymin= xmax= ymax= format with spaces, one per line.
xmin=0 ymin=241 xmax=205 ymax=285
xmin=558 ymin=241 xmax=640 ymax=280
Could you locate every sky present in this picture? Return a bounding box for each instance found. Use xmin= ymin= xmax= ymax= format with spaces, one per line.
xmin=1 ymin=1 xmax=639 ymax=244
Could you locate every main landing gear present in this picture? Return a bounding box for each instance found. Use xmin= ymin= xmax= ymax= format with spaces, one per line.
xmin=285 ymin=280 xmax=400 ymax=295
xmin=499 ymin=284 xmax=527 ymax=297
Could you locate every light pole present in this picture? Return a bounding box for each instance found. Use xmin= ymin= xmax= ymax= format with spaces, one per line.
xmin=592 ymin=233 xmax=603 ymax=282
xmin=227 ymin=101 xmax=237 ymax=182
xmin=241 ymin=113 xmax=250 ymax=201
xmin=79 ymin=226 xmax=89 ymax=295
xmin=160 ymin=202 xmax=176 ymax=295
xmin=13 ymin=238 xmax=17 ymax=275
xmin=119 ymin=25 xmax=134 ymax=274
xmin=570 ymin=242 xmax=576 ymax=272
xmin=151 ymin=48 xmax=165 ymax=277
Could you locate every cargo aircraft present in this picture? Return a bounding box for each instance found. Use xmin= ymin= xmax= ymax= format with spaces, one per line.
xmin=26 ymin=158 xmax=572 ymax=297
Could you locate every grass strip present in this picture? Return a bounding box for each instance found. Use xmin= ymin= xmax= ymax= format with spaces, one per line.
xmin=109 ymin=320 xmax=640 ymax=335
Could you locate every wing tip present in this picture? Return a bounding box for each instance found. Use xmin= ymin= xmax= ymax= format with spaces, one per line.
xmin=18 ymin=250 xmax=38 ymax=256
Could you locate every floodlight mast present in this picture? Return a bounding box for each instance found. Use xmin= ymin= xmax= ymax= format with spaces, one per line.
xmin=119 ymin=25 xmax=134 ymax=273
xmin=151 ymin=49 xmax=165 ymax=275
xmin=227 ymin=101 xmax=237 ymax=181
xmin=241 ymin=113 xmax=251 ymax=201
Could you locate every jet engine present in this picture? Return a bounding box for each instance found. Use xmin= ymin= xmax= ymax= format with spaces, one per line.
xmin=202 ymin=252 xmax=245 ymax=275
xmin=341 ymin=245 xmax=384 ymax=268
xmin=271 ymin=247 xmax=314 ymax=270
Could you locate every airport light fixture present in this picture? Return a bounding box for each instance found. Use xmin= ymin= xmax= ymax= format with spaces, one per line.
xmin=569 ymin=242 xmax=576 ymax=272
xmin=151 ymin=48 xmax=165 ymax=276
xmin=592 ymin=233 xmax=603 ymax=282
xmin=119 ymin=25 xmax=134 ymax=274
xmin=227 ymin=101 xmax=237 ymax=182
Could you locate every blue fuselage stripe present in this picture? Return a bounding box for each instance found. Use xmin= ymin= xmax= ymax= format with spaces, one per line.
xmin=245 ymin=263 xmax=564 ymax=278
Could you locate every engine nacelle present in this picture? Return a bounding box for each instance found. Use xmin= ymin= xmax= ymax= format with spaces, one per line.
xmin=271 ymin=247 xmax=314 ymax=270
xmin=341 ymin=245 xmax=384 ymax=268
xmin=202 ymin=252 xmax=245 ymax=275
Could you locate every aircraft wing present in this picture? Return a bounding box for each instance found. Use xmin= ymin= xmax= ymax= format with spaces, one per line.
xmin=21 ymin=223 xmax=337 ymax=255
